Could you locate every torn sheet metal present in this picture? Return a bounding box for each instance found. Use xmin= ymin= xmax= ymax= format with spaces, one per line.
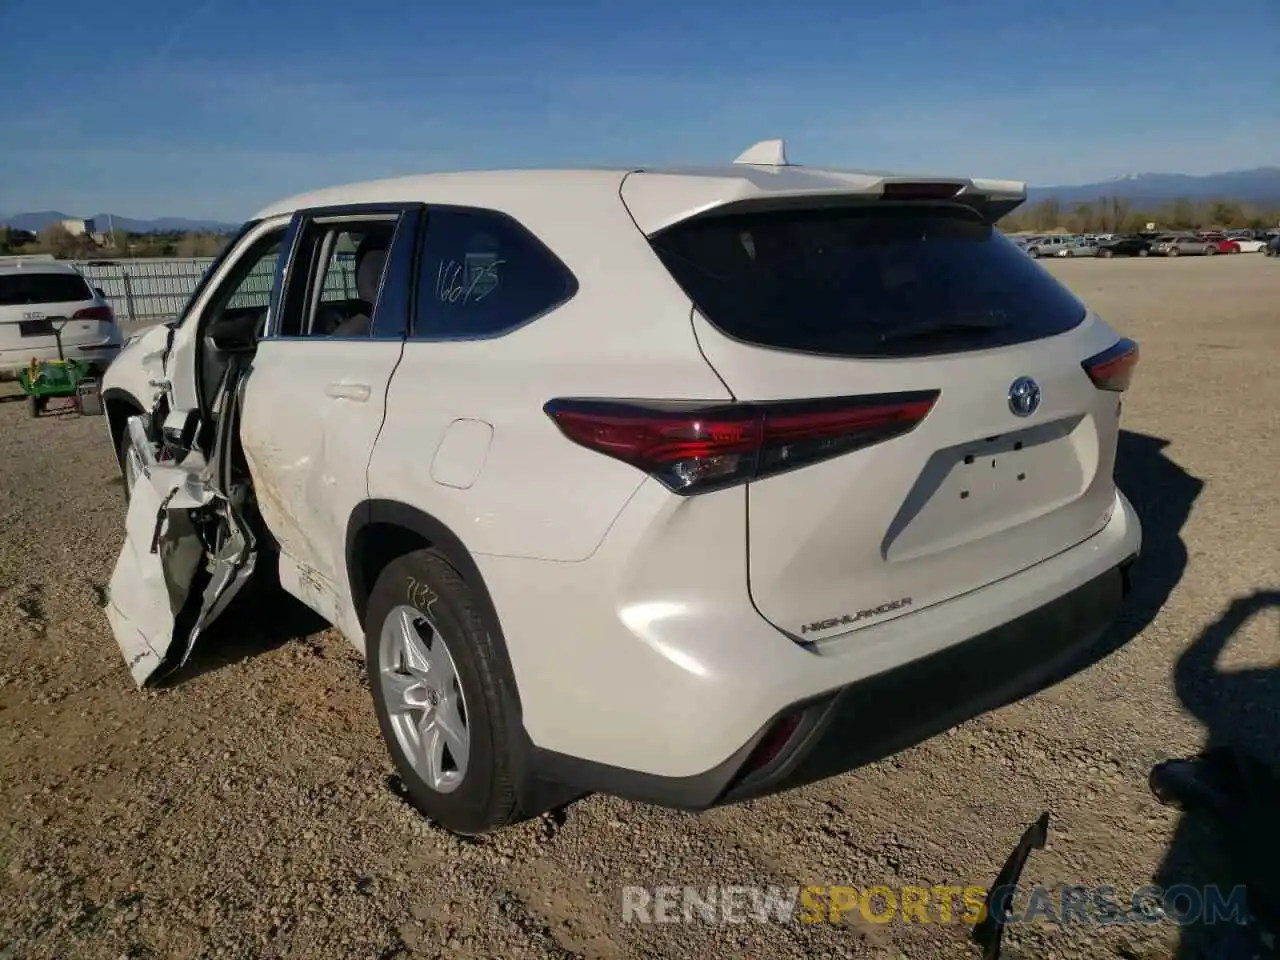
xmin=106 ymin=359 xmax=259 ymax=688
xmin=106 ymin=464 xmax=213 ymax=685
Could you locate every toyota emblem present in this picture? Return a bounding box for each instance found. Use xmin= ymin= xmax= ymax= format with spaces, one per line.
xmin=1008 ymin=377 xmax=1041 ymax=417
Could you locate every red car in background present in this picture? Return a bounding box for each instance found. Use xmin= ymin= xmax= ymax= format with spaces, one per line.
xmin=1200 ymin=233 xmax=1242 ymax=254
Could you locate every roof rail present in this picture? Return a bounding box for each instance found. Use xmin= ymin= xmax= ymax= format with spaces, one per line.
xmin=734 ymin=138 xmax=789 ymax=167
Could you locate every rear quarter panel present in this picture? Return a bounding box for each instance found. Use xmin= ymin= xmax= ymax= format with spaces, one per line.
xmin=367 ymin=194 xmax=732 ymax=562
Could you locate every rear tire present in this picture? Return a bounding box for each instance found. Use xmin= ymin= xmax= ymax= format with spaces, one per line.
xmin=365 ymin=548 xmax=524 ymax=837
xmin=1168 ymin=247 xmax=1180 ymax=258
xmin=1101 ymin=248 xmax=1114 ymax=259
xmin=1138 ymin=247 xmax=1149 ymax=257
xmin=1205 ymin=246 xmax=1217 ymax=256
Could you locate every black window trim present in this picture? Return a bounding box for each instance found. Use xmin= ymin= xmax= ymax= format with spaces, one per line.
xmin=407 ymin=203 xmax=579 ymax=343
xmin=262 ymin=202 xmax=424 ymax=342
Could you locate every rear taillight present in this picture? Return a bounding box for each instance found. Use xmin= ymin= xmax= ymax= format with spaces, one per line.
xmin=1082 ymin=338 xmax=1139 ymax=392
xmin=73 ymin=305 xmax=114 ymax=322
xmin=741 ymin=711 xmax=804 ymax=775
xmin=544 ymin=391 xmax=939 ymax=495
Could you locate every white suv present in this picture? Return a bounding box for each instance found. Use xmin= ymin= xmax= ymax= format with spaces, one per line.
xmin=100 ymin=141 xmax=1142 ymax=835
xmin=0 ymin=256 xmax=124 ymax=373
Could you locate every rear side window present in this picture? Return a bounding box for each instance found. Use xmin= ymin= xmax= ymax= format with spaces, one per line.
xmin=649 ymin=204 xmax=1087 ymax=358
xmin=0 ymin=272 xmax=92 ymax=307
xmin=411 ymin=207 xmax=577 ymax=340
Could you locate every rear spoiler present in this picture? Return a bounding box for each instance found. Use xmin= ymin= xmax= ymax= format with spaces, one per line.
xmin=624 ymin=139 xmax=1027 ymax=233
xmin=878 ymin=175 xmax=1026 ymax=221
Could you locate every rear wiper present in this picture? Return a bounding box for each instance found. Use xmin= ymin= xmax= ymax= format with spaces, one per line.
xmin=878 ymin=313 xmax=1009 ymax=343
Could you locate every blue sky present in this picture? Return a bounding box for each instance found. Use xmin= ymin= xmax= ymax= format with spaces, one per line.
xmin=1 ymin=0 xmax=1276 ymax=220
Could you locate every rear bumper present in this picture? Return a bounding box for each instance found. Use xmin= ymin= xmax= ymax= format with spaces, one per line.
xmin=720 ymin=558 xmax=1129 ymax=805
xmin=529 ymin=556 xmax=1133 ymax=811
xmin=1 ymin=341 xmax=121 ymax=373
xmin=504 ymin=483 xmax=1141 ymax=811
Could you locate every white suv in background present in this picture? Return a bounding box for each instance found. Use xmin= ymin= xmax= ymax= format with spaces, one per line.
xmin=0 ymin=256 xmax=124 ymax=372
xmin=100 ymin=140 xmax=1142 ymax=836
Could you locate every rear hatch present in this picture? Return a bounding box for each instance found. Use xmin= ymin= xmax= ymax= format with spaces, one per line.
xmin=642 ymin=198 xmax=1129 ymax=641
xmin=0 ymin=269 xmax=107 ymax=354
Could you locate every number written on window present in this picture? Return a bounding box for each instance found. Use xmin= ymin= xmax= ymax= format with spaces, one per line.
xmin=412 ymin=207 xmax=577 ymax=339
xmin=435 ymin=254 xmax=505 ymax=304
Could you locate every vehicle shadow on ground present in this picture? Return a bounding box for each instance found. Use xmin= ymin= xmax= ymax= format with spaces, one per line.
xmin=0 ymin=397 xmax=81 ymax=416
xmin=1155 ymin=590 xmax=1280 ymax=958
xmin=1061 ymin=428 xmax=1204 ymax=675
xmin=163 ymin=555 xmax=330 ymax=685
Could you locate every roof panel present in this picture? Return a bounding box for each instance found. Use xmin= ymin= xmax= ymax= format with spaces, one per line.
xmin=249 ymin=162 xmax=1026 ymax=235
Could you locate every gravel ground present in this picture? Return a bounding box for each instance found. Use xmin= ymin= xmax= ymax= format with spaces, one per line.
xmin=1 ymin=255 xmax=1276 ymax=960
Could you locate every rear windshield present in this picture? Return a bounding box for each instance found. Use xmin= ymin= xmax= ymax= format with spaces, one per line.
xmin=0 ymin=272 xmax=92 ymax=307
xmin=650 ymin=204 xmax=1087 ymax=358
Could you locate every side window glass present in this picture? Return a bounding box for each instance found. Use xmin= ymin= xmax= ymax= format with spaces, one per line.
xmin=226 ymin=250 xmax=279 ymax=311
xmin=411 ymin=208 xmax=576 ymax=340
xmin=275 ymin=215 xmax=399 ymax=338
xmin=320 ymin=235 xmax=360 ymax=303
xmin=202 ymin=232 xmax=284 ymax=336
xmin=173 ymin=219 xmax=260 ymax=328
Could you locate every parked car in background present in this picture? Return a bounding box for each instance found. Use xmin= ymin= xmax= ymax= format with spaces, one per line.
xmin=1024 ymin=235 xmax=1075 ymax=258
xmin=1150 ymin=235 xmax=1211 ymax=257
xmin=1095 ymin=235 xmax=1151 ymax=258
xmin=99 ymin=141 xmax=1142 ymax=835
xmin=1199 ymin=234 xmax=1242 ymax=255
xmin=1059 ymin=238 xmax=1100 ymax=257
xmin=1228 ymin=236 xmax=1268 ymax=254
xmin=0 ymin=256 xmax=124 ymax=373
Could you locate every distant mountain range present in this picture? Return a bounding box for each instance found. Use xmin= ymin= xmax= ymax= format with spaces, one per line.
xmin=0 ymin=211 xmax=238 ymax=234
xmin=3 ymin=167 xmax=1277 ymax=233
xmin=1027 ymin=167 xmax=1280 ymax=206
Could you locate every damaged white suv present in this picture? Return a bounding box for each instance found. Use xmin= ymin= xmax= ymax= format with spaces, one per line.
xmin=100 ymin=140 xmax=1142 ymax=835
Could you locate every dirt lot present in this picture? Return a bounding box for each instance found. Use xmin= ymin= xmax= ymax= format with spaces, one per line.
xmin=1 ymin=255 xmax=1277 ymax=960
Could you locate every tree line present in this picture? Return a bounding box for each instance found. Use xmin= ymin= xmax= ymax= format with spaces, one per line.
xmin=0 ymin=223 xmax=233 ymax=259
xmin=998 ymin=196 xmax=1280 ymax=234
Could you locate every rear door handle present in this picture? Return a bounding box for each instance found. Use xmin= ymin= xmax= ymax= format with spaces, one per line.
xmin=325 ymin=382 xmax=371 ymax=402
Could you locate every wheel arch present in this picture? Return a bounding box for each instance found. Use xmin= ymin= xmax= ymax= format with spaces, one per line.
xmin=102 ymin=387 xmax=147 ymax=467
xmin=344 ymin=500 xmax=594 ymax=817
xmin=344 ymin=499 xmax=522 ymax=713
